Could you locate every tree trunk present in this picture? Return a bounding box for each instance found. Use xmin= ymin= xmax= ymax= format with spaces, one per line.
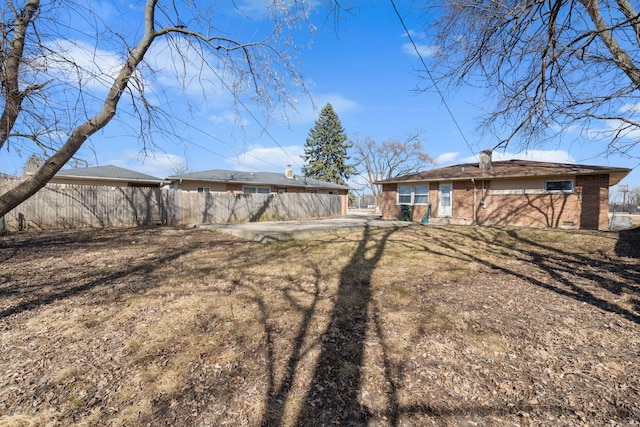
xmin=0 ymin=0 xmax=40 ymax=151
xmin=0 ymin=0 xmax=159 ymax=218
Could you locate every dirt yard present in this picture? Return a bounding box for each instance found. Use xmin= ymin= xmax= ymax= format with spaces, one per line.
xmin=1 ymin=224 xmax=639 ymax=426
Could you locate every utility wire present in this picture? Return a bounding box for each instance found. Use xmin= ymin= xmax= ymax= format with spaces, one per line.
xmin=169 ymin=114 xmax=292 ymax=172
xmin=208 ymin=66 xmax=302 ymax=168
xmin=389 ymin=0 xmax=478 ymax=160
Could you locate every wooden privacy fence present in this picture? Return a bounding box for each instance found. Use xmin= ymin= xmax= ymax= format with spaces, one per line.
xmin=2 ymin=184 xmax=344 ymax=231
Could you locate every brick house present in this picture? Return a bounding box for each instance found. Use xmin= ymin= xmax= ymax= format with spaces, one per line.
xmin=375 ymin=155 xmax=630 ymax=230
xmin=167 ymin=167 xmax=350 ymax=215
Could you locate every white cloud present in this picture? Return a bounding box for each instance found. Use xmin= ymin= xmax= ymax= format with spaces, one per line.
xmin=43 ymin=39 xmax=126 ymax=91
xmin=234 ymin=0 xmax=269 ymax=17
xmin=434 ymin=152 xmax=459 ymax=165
xmin=498 ymin=150 xmax=574 ymax=163
xmin=401 ymin=42 xmax=439 ymax=58
xmin=619 ymin=102 xmax=640 ymax=114
xmin=209 ymin=111 xmax=248 ymax=127
xmin=225 ymin=145 xmax=304 ymax=172
xmin=597 ymin=118 xmax=640 ymax=140
xmin=110 ymin=150 xmax=186 ymax=178
xmin=458 ymin=149 xmax=575 ymax=164
xmin=144 ymin=38 xmax=235 ymax=101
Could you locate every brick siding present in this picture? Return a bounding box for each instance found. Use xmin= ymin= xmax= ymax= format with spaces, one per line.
xmin=380 ymin=174 xmax=611 ymax=229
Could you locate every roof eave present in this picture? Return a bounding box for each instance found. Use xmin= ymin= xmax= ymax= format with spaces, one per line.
xmin=376 ymin=168 xmax=633 ymax=185
xmin=168 ymin=177 xmax=348 ymax=190
xmin=52 ymin=175 xmax=169 ymax=185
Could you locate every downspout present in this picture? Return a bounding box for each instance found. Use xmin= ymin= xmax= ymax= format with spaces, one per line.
xmin=471 ymin=178 xmax=477 ymax=223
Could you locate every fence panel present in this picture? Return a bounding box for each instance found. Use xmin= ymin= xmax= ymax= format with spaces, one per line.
xmin=1 ymin=185 xmax=344 ymax=231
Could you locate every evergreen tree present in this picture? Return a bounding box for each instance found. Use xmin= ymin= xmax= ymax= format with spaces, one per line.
xmin=301 ymin=103 xmax=356 ymax=186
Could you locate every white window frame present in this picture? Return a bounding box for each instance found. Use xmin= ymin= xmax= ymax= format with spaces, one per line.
xmin=413 ymin=185 xmax=429 ymax=205
xmin=397 ymin=185 xmax=413 ymax=204
xmin=397 ymin=184 xmax=430 ymax=205
xmin=545 ymin=179 xmax=574 ymax=193
xmin=306 ymin=189 xmax=318 ymax=194
xmin=243 ymin=186 xmax=270 ymax=194
xmin=197 ymin=187 xmax=211 ymax=193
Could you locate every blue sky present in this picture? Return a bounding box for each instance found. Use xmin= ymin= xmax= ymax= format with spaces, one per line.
xmin=2 ymin=0 xmax=639 ymax=199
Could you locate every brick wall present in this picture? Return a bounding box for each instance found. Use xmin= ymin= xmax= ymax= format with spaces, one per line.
xmin=477 ymin=192 xmax=581 ymax=228
xmin=476 ymin=174 xmax=609 ymax=229
xmin=379 ymin=174 xmax=611 ymax=229
xmin=451 ymin=181 xmax=475 ymax=222
xmin=576 ymin=174 xmax=609 ymax=230
xmin=380 ymin=184 xmax=400 ymax=219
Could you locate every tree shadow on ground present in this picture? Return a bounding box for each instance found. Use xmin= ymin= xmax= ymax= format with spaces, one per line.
xmin=246 ymin=225 xmax=398 ymax=426
xmin=0 ymin=228 xmax=245 ymax=320
xmin=615 ymin=226 xmax=640 ymax=258
xmin=408 ymin=226 xmax=640 ymax=325
xmin=255 ymin=264 xmax=324 ymax=426
xmin=290 ymin=226 xmax=396 ymax=426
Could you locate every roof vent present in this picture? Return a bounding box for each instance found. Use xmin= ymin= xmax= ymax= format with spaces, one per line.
xmin=285 ymin=165 xmax=294 ymax=179
xmin=479 ymin=150 xmax=493 ymax=170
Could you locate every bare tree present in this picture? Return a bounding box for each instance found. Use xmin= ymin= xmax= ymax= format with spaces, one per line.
xmin=419 ymin=0 xmax=640 ymax=156
xmin=353 ymin=130 xmax=434 ymax=205
xmin=628 ymin=186 xmax=640 ymax=208
xmin=0 ymin=0 xmax=315 ymax=216
xmin=21 ymin=153 xmax=44 ymax=176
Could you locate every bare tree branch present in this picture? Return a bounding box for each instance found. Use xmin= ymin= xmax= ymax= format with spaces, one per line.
xmin=424 ymin=0 xmax=640 ymax=155
xmin=0 ymin=0 xmax=316 ymax=216
xmin=353 ymin=130 xmax=434 ymax=205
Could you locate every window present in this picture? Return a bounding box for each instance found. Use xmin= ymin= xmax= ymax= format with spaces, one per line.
xmin=244 ymin=186 xmax=270 ymax=194
xmin=306 ymin=189 xmax=318 ymax=194
xmin=545 ymin=180 xmax=573 ymax=193
xmin=277 ymin=188 xmax=287 ymax=194
xmin=197 ymin=187 xmax=211 ymax=193
xmin=397 ymin=184 xmax=429 ymax=205
xmin=328 ymin=191 xmax=339 ymax=195
xmin=398 ymin=185 xmax=412 ymax=204
xmin=414 ymin=185 xmax=429 ymax=204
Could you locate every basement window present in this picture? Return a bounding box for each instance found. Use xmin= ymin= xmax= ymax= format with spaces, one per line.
xmin=545 ymin=180 xmax=574 ymax=193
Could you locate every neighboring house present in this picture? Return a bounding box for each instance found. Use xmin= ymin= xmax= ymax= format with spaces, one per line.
xmin=375 ymin=153 xmax=631 ymax=230
xmin=50 ymin=165 xmax=169 ymax=187
xmin=167 ymin=167 xmax=350 ymax=215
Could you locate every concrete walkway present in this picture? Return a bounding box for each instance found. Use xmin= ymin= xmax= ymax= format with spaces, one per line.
xmin=196 ymin=215 xmax=416 ymax=243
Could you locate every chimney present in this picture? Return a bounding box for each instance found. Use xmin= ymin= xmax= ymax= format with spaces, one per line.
xmin=479 ymin=150 xmax=493 ymax=170
xmin=285 ymin=165 xmax=294 ymax=179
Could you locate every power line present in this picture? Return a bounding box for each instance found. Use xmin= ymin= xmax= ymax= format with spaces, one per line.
xmin=389 ymin=0 xmax=478 ymax=160
xmin=207 ymin=65 xmax=303 ymax=168
xmin=169 ymin=115 xmax=293 ymax=171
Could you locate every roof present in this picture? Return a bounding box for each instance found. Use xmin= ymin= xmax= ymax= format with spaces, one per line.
xmin=167 ymin=169 xmax=350 ymax=190
xmin=375 ymin=159 xmax=631 ymax=186
xmin=53 ymin=165 xmax=168 ymax=185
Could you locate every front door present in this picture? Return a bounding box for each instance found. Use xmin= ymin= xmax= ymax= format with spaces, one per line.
xmin=438 ymin=183 xmax=453 ymax=217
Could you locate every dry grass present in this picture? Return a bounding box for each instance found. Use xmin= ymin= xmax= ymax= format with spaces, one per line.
xmin=0 ymin=224 xmax=639 ymax=426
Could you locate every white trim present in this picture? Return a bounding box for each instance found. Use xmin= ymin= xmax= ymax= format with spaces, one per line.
xmin=438 ymin=182 xmax=453 ymax=217
xmin=396 ymin=184 xmax=430 ymax=205
xmin=489 ymin=189 xmax=546 ymax=195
